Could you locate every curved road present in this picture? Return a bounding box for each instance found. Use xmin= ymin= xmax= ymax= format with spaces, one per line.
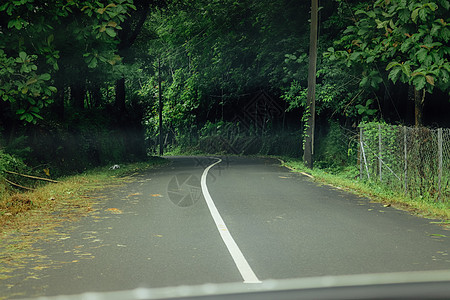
xmin=2 ymin=156 xmax=449 ymax=298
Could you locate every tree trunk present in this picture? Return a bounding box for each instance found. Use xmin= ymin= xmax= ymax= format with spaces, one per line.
xmin=115 ymin=77 xmax=126 ymax=113
xmin=52 ymin=79 xmax=65 ymax=120
xmin=91 ymin=85 xmax=102 ymax=108
xmin=414 ymin=87 xmax=425 ymax=127
xmin=70 ymin=83 xmax=85 ymax=110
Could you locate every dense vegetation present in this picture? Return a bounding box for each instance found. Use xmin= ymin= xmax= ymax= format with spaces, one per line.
xmin=0 ymin=0 xmax=449 ymax=196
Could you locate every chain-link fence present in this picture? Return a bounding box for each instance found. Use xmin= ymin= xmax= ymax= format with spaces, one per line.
xmin=359 ymin=123 xmax=449 ymax=202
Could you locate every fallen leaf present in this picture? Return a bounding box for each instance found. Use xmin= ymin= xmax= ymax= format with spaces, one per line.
xmin=31 ymin=266 xmax=48 ymax=270
xmin=105 ymin=208 xmax=122 ymax=214
xmin=430 ymin=234 xmax=447 ymax=238
xmin=128 ymin=193 xmax=142 ymax=197
xmin=155 ymin=234 xmax=163 ymax=237
xmin=383 ymin=204 xmax=391 ymax=207
xmin=151 ymin=194 xmax=163 ymax=197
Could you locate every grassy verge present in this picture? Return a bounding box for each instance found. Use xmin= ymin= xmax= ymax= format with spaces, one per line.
xmin=0 ymin=158 xmax=165 ymax=250
xmin=0 ymin=157 xmax=167 ymax=229
xmin=279 ymin=157 xmax=450 ymax=222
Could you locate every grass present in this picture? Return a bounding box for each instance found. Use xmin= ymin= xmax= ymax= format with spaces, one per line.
xmin=279 ymin=157 xmax=450 ymax=222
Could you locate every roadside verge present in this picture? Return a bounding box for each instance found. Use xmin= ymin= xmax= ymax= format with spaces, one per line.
xmin=278 ymin=157 xmax=450 ymax=224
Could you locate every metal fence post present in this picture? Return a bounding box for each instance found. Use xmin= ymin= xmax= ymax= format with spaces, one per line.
xmin=438 ymin=128 xmax=443 ymax=202
xmin=360 ymin=132 xmax=370 ymax=180
xmin=360 ymin=126 xmax=363 ymax=180
xmin=404 ymin=126 xmax=408 ymax=196
xmin=378 ymin=124 xmax=382 ymax=182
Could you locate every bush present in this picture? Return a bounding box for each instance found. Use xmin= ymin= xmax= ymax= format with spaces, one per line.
xmin=315 ymin=121 xmax=357 ymax=170
xmin=0 ymin=149 xmax=30 ymax=200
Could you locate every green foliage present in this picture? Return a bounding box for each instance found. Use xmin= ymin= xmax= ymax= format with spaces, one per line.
xmin=0 ymin=149 xmax=27 ymax=174
xmin=355 ymin=99 xmax=378 ymax=121
xmin=315 ymin=121 xmax=357 ymax=170
xmin=0 ymin=0 xmax=136 ymax=123
xmin=0 ymin=50 xmax=55 ymax=123
xmin=0 ymin=149 xmax=30 ymax=199
xmin=327 ymin=0 xmax=450 ymax=94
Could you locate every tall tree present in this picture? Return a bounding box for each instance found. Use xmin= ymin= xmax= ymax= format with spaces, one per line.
xmin=0 ymin=0 xmax=136 ymax=123
xmin=327 ymin=0 xmax=450 ymax=126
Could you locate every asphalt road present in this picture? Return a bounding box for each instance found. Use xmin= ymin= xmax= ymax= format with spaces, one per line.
xmin=2 ymin=156 xmax=450 ymax=298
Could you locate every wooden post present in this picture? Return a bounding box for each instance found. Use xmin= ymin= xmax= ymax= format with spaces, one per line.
xmin=304 ymin=0 xmax=318 ymax=169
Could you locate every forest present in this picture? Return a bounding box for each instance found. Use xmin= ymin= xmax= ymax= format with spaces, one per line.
xmin=0 ymin=0 xmax=449 ymax=183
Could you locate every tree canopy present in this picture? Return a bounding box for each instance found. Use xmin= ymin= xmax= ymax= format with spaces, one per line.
xmin=0 ymin=0 xmax=449 ymax=173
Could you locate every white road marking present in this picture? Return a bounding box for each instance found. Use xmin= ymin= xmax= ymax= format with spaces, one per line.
xmin=200 ymin=158 xmax=261 ymax=284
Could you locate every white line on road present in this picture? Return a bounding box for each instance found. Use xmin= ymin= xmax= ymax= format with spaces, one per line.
xmin=200 ymin=158 xmax=261 ymax=284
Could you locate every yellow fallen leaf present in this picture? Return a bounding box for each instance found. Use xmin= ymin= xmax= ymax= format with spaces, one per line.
xmin=105 ymin=208 xmax=122 ymax=214
xmin=151 ymin=194 xmax=163 ymax=197
xmin=128 ymin=193 xmax=142 ymax=197
xmin=156 ymin=234 xmax=163 ymax=237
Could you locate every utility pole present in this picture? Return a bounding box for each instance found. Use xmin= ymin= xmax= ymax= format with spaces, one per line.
xmin=304 ymin=0 xmax=318 ymax=169
xmin=158 ymin=58 xmax=163 ymax=156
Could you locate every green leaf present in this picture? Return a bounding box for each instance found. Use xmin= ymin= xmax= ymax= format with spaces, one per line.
xmin=418 ymin=8 xmax=427 ymax=22
xmin=386 ymin=61 xmax=400 ymax=70
xmin=105 ymin=27 xmax=116 ymax=37
xmin=411 ymin=8 xmax=419 ymax=23
xmin=350 ymin=52 xmax=362 ymax=61
xmin=388 ymin=67 xmax=402 ymax=83
xmin=14 ymin=20 xmax=23 ymax=30
xmin=400 ymin=38 xmax=412 ymax=53
xmin=40 ymin=73 xmax=51 ymax=81
xmin=360 ymin=77 xmax=369 ymax=88
xmin=88 ymin=57 xmax=98 ymax=68
xmin=19 ymin=51 xmax=27 ymax=61
xmin=416 ymin=48 xmax=428 ymax=63
xmin=47 ymin=34 xmax=54 ymax=45
xmin=412 ymin=75 xmax=426 ymax=90
xmin=401 ymin=64 xmax=411 ymax=77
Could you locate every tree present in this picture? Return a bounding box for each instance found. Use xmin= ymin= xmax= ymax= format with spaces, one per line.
xmin=326 ymin=0 xmax=450 ymax=126
xmin=0 ymin=0 xmax=136 ymax=123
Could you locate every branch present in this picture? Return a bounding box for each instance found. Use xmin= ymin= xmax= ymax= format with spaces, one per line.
xmin=4 ymin=170 xmax=59 ymax=183
xmin=4 ymin=178 xmax=35 ymax=190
